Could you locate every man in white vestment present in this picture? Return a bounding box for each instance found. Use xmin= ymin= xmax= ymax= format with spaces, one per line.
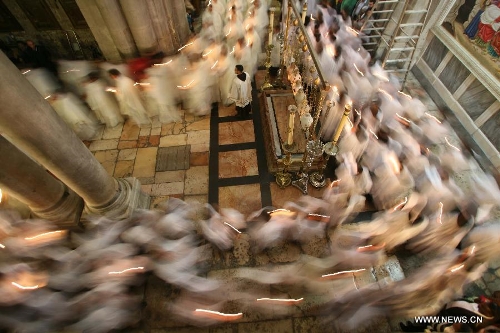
xmin=49 ymin=89 xmax=98 ymax=140
xmin=108 ymin=68 xmax=150 ymax=126
xmin=228 ymin=64 xmax=252 ymax=118
xmin=83 ymin=71 xmax=123 ymax=128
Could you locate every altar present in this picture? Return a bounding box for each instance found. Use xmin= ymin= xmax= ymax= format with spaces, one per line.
xmin=258 ymin=88 xmax=321 ymax=173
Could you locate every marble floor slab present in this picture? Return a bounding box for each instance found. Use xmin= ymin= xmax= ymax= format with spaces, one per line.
xmin=219 ymin=184 xmax=262 ymax=217
xmin=219 ymin=149 xmax=259 ymax=178
xmin=219 ymin=120 xmax=256 ymax=145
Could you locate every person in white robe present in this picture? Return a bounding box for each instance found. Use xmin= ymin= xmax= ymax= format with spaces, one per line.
xmin=23 ymin=68 xmax=60 ymax=99
xmin=179 ymin=57 xmax=212 ymax=116
xmin=245 ymin=25 xmax=262 ymax=74
xmin=202 ymin=4 xmax=224 ymax=40
xmin=108 ymin=68 xmax=150 ymax=126
xmin=228 ymin=64 xmax=252 ymax=118
xmin=143 ymin=66 xmax=181 ymax=124
xmin=251 ymin=0 xmax=269 ymax=41
xmin=83 ymin=72 xmax=123 ymax=128
xmin=48 ymin=90 xmax=98 ymax=140
xmin=215 ymin=45 xmax=237 ymax=106
xmin=233 ymin=37 xmax=254 ymax=78
xmin=211 ymin=0 xmax=227 ymax=24
xmin=224 ymin=11 xmax=245 ymax=50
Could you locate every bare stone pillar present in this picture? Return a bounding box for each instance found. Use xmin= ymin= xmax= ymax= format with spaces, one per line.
xmin=0 ymin=51 xmax=147 ymax=219
xmin=120 ymin=0 xmax=158 ymax=55
xmin=0 ymin=136 xmax=81 ymax=224
xmin=95 ymin=0 xmax=138 ymax=59
xmin=167 ymin=0 xmax=191 ymax=49
xmin=75 ymin=0 xmax=122 ymax=62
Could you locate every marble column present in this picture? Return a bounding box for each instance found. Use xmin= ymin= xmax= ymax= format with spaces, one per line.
xmin=0 ymin=136 xmax=81 ymax=223
xmin=0 ymin=51 xmax=147 ymax=219
xmin=75 ymin=0 xmax=122 ymax=62
xmin=95 ymin=0 xmax=138 ymax=59
xmin=163 ymin=0 xmax=191 ymax=53
xmin=120 ymin=0 xmax=158 ymax=55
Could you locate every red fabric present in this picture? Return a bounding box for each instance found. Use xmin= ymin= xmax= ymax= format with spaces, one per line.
xmin=128 ymin=57 xmax=150 ymax=81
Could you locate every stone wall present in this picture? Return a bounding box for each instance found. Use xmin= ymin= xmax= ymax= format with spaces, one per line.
xmin=0 ymin=0 xmax=100 ymax=62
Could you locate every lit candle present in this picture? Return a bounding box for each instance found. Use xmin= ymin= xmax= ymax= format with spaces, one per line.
xmin=286 ymin=106 xmax=297 ymax=146
xmin=331 ymin=102 xmax=352 ymax=144
xmin=301 ymin=2 xmax=307 ymax=24
xmin=269 ymin=7 xmax=275 ymax=46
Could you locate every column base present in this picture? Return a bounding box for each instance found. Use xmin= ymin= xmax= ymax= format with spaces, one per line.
xmin=84 ymin=177 xmax=150 ymax=221
xmin=31 ymin=187 xmax=84 ymax=228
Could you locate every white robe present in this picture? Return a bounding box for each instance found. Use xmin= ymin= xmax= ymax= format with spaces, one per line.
xmin=114 ymin=75 xmax=150 ymax=125
xmin=84 ymin=79 xmax=123 ymax=128
xmin=228 ymin=72 xmax=252 ymax=107
xmin=50 ymin=93 xmax=97 ymax=140
xmin=144 ymin=66 xmax=181 ymax=124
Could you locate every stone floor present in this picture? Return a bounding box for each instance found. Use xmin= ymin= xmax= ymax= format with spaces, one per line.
xmin=83 ymin=69 xmax=500 ymax=333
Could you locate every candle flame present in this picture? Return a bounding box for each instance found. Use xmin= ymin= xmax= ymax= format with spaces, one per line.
xmin=388 ymin=155 xmax=400 ymax=174
xmin=194 ymin=309 xmax=243 ymax=318
xmin=378 ymin=88 xmax=393 ymax=100
xmin=425 ymin=112 xmax=441 ymax=124
xmin=178 ymin=42 xmax=194 ymax=52
xmin=437 ymin=202 xmax=443 ymax=224
xmin=256 ymin=297 xmax=304 ymax=303
xmin=12 ymin=282 xmax=39 ymax=290
xmin=108 ymin=267 xmax=144 ymax=275
xmin=450 ymin=264 xmax=464 ymax=273
xmin=177 ymin=80 xmax=195 ymax=89
xmin=445 ymin=137 xmax=460 ymax=151
xmin=353 ymin=63 xmax=364 ymax=76
xmin=346 ymin=26 xmax=359 ymax=35
xmin=25 ymin=230 xmax=63 ymax=240
xmin=369 ymin=129 xmax=378 ymax=139
xmin=373 ymin=72 xmax=390 ymax=82
xmin=396 ymin=113 xmax=411 ymax=124
xmin=330 ymin=179 xmax=341 ymax=188
xmin=268 ymin=208 xmax=295 ymax=217
xmin=398 ymin=91 xmax=412 ymax=100
xmin=224 ymin=222 xmax=241 ymax=233
xmin=393 ymin=197 xmax=408 ymax=211
xmin=154 ymin=59 xmax=173 ymax=66
xmin=322 ymin=268 xmax=366 ymax=278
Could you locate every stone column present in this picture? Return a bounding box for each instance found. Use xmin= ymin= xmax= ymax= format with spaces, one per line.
xmin=0 ymin=136 xmax=81 ymax=224
xmin=166 ymin=0 xmax=191 ymax=53
xmin=95 ymin=0 xmax=138 ymax=59
xmin=144 ymin=0 xmax=191 ymax=55
xmin=120 ymin=0 xmax=158 ymax=55
xmin=76 ymin=0 xmax=122 ymax=62
xmin=0 ymin=51 xmax=147 ymax=219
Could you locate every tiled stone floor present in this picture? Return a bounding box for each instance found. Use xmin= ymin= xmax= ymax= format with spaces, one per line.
xmin=83 ymin=70 xmax=500 ymax=332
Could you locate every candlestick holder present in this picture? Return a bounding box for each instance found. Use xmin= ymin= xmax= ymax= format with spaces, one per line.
xmin=309 ymin=141 xmax=337 ymax=188
xmin=292 ymin=139 xmax=323 ymax=195
xmin=275 ymin=143 xmax=295 ymax=188
xmin=273 ymin=32 xmax=285 ymax=89
xmin=261 ymin=43 xmax=274 ymax=91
